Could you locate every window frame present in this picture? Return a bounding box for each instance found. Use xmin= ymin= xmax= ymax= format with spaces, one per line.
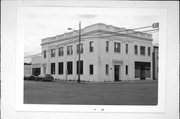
xmin=114 ymin=42 xmax=121 ymax=53
xmin=140 ymin=46 xmax=145 ymax=56
xmin=134 ymin=45 xmax=138 ymax=55
xmin=51 ymin=49 xmax=55 ymax=57
xmin=106 ymin=64 xmax=109 ymax=75
xmin=67 ymin=45 xmax=73 ymax=55
xmin=148 ymin=47 xmax=151 ymax=56
xmin=58 ymin=62 xmax=64 ymax=74
xmin=126 ymin=44 xmax=128 ymax=54
xmin=89 ymin=64 xmax=93 ymax=75
xmin=126 ymin=65 xmax=128 ymax=75
xmin=51 ymin=63 xmax=55 ymax=74
xmin=43 ymin=50 xmax=46 ymax=58
xmin=106 ymin=41 xmax=109 ymax=52
xmin=58 ymin=47 xmax=64 ymax=56
xmin=89 ymin=41 xmax=94 ymax=52
xmin=77 ymin=43 xmax=83 ymax=54
xmin=67 ymin=61 xmax=73 ymax=74
xmin=76 ymin=60 xmax=83 ymax=75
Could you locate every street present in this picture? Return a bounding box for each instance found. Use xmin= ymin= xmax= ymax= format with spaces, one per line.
xmin=24 ymin=80 xmax=158 ymax=105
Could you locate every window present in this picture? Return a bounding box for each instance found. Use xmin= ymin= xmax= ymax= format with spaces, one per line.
xmin=67 ymin=45 xmax=73 ymax=55
xmin=106 ymin=41 xmax=109 ymax=52
xmin=43 ymin=67 xmax=46 ymax=74
xmin=145 ymin=66 xmax=151 ymax=78
xmin=43 ymin=50 xmax=46 ymax=58
xmin=51 ymin=63 xmax=55 ymax=74
xmin=126 ymin=65 xmax=128 ymax=75
xmin=67 ymin=61 xmax=73 ymax=74
xmin=89 ymin=41 xmax=94 ymax=52
xmin=89 ymin=65 xmax=93 ymax=75
xmin=106 ymin=64 xmax=109 ymax=75
xmin=140 ymin=46 xmax=145 ymax=55
xmin=76 ymin=61 xmax=83 ymax=74
xmin=58 ymin=47 xmax=64 ymax=56
xmin=148 ymin=47 xmax=151 ymax=56
xmin=126 ymin=44 xmax=128 ymax=54
xmin=77 ymin=43 xmax=83 ymax=54
xmin=114 ymin=42 xmax=121 ymax=53
xmin=134 ymin=45 xmax=138 ymax=55
xmin=51 ymin=49 xmax=55 ymax=57
xmin=135 ymin=63 xmax=140 ymax=78
xmin=58 ymin=62 xmax=63 ymax=74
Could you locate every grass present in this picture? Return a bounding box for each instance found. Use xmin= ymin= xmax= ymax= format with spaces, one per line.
xmin=24 ymin=80 xmax=158 ymax=105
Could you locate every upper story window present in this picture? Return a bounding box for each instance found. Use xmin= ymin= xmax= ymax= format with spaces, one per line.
xmin=106 ymin=41 xmax=109 ymax=52
xmin=114 ymin=42 xmax=121 ymax=53
xmin=51 ymin=49 xmax=55 ymax=57
xmin=140 ymin=46 xmax=145 ymax=56
xmin=126 ymin=44 xmax=128 ymax=54
xmin=43 ymin=50 xmax=46 ymax=58
xmin=134 ymin=45 xmax=138 ymax=55
xmin=89 ymin=41 xmax=94 ymax=52
xmin=77 ymin=43 xmax=83 ymax=54
xmin=58 ymin=47 xmax=64 ymax=56
xmin=67 ymin=45 xmax=73 ymax=55
xmin=148 ymin=47 xmax=151 ymax=56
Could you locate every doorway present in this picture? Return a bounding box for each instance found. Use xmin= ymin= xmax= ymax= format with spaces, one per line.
xmin=114 ymin=65 xmax=120 ymax=81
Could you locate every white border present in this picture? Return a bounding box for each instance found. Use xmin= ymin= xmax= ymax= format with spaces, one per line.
xmin=16 ymin=6 xmax=166 ymax=113
xmin=2 ymin=1 xmax=179 ymax=119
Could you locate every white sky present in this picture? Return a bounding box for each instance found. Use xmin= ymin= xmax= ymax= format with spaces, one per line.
xmin=23 ymin=7 xmax=159 ymax=57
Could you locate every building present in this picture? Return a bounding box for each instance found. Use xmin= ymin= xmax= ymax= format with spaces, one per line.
xmin=24 ymin=63 xmax=32 ymax=76
xmin=35 ymin=23 xmax=153 ymax=82
xmin=31 ymin=55 xmax=42 ymax=76
xmin=152 ymin=44 xmax=159 ymax=80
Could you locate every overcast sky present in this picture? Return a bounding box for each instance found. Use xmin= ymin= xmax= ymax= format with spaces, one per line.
xmin=23 ymin=7 xmax=159 ymax=58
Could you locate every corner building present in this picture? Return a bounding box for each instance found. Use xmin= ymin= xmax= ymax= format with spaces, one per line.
xmin=40 ymin=23 xmax=153 ymax=82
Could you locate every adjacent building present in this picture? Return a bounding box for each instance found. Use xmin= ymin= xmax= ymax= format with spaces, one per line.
xmin=33 ymin=23 xmax=153 ymax=82
xmin=152 ymin=44 xmax=159 ymax=80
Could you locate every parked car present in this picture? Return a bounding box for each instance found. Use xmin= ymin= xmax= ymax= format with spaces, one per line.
xmin=34 ymin=76 xmax=43 ymax=81
xmin=41 ymin=74 xmax=54 ymax=81
xmin=24 ymin=76 xmax=29 ymax=80
xmin=29 ymin=75 xmax=35 ymax=81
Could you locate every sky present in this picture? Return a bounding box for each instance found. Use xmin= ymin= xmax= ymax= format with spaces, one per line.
xmin=23 ymin=7 xmax=159 ymax=58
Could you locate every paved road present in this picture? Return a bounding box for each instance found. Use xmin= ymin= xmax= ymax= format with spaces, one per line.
xmin=24 ymin=80 xmax=158 ymax=105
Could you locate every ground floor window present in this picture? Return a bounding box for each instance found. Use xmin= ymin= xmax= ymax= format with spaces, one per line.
xmin=67 ymin=61 xmax=73 ymax=74
xmin=58 ymin=62 xmax=63 ymax=74
xmin=135 ymin=62 xmax=151 ymax=79
xmin=51 ymin=63 xmax=55 ymax=74
xmin=106 ymin=64 xmax=109 ymax=75
xmin=89 ymin=64 xmax=93 ymax=75
xmin=43 ymin=67 xmax=46 ymax=74
xmin=32 ymin=68 xmax=40 ymax=76
xmin=76 ymin=60 xmax=83 ymax=74
xmin=126 ymin=65 xmax=128 ymax=75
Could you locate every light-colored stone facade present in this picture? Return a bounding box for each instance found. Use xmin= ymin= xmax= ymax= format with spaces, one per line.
xmin=36 ymin=23 xmax=153 ymax=82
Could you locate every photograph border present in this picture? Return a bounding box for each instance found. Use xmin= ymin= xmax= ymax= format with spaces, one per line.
xmin=1 ymin=1 xmax=179 ymax=119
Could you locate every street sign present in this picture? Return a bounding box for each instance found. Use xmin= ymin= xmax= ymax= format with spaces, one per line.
xmin=152 ymin=23 xmax=159 ymax=28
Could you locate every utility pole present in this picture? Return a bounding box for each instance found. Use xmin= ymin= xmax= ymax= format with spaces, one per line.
xmin=78 ymin=21 xmax=81 ymax=83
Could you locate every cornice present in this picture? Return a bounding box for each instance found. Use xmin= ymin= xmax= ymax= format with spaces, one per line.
xmin=41 ymin=29 xmax=153 ymax=46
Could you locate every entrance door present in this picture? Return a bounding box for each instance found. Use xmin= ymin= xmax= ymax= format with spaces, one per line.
xmin=114 ymin=65 xmax=120 ymax=81
xmin=140 ymin=66 xmax=146 ymax=80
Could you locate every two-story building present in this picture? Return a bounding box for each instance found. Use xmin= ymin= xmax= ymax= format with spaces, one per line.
xmin=37 ymin=23 xmax=153 ymax=82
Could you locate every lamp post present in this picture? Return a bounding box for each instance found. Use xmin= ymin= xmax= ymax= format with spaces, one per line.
xmin=68 ymin=21 xmax=81 ymax=83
